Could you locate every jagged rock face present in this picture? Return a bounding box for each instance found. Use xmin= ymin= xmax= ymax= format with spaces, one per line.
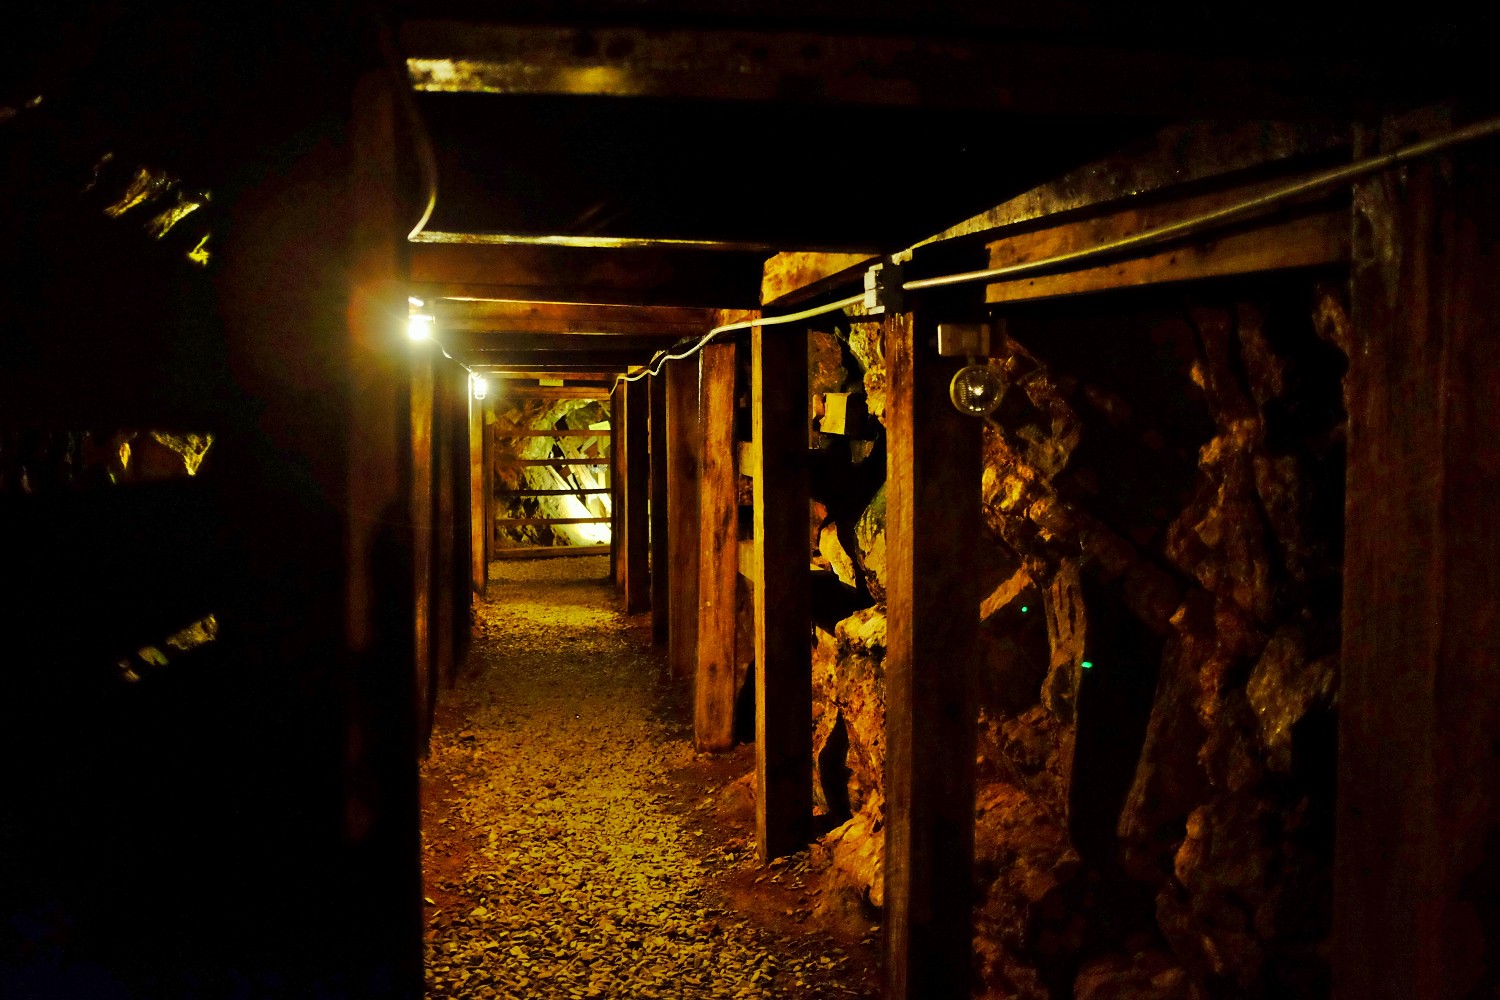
xmin=804 ymin=284 xmax=1344 ymax=1000
xmin=492 ymin=397 xmax=610 ymax=547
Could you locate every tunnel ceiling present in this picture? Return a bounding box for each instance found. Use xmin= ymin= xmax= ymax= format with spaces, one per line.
xmin=416 ymin=92 xmax=1152 ymax=250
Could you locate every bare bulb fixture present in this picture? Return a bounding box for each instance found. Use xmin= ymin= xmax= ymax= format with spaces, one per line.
xmin=471 ymin=374 xmax=488 ymax=400
xmin=949 ymin=361 xmax=1005 ymax=417
xmin=407 ymin=313 xmax=434 ymax=341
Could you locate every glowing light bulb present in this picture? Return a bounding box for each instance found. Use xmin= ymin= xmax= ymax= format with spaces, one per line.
xmin=472 ymin=375 xmax=488 ymax=400
xmin=408 ymin=313 xmax=434 ymax=341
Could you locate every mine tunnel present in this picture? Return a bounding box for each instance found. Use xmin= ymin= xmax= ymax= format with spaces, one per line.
xmin=2 ymin=4 xmax=1499 ymax=999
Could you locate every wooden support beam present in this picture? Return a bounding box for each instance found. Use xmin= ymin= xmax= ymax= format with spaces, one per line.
xmin=402 ymin=21 xmax=1338 ymax=118
xmin=452 ymin=333 xmax=687 ymax=352
xmin=469 ymin=381 xmax=486 ymax=594
xmin=751 ymin=321 xmax=812 ymax=861
xmin=666 ymin=357 xmax=701 ymax=682
xmin=482 ymin=394 xmax=495 ymax=578
xmin=451 ymin=350 xmax=655 ymax=368
xmin=492 ymin=543 xmax=610 ymax=560
xmin=434 ymin=299 xmax=715 ymax=335
xmin=984 ymin=203 xmax=1348 ymax=305
xmin=649 ymin=372 xmax=670 ymax=645
xmin=494 ymin=387 xmax=612 ymax=400
xmin=408 ymin=242 xmax=761 ymax=310
xmin=762 ymin=252 xmax=876 ymax=308
xmin=434 ymin=362 xmax=458 ymax=689
xmin=492 ymin=428 xmax=613 ymax=439
xmin=1335 ymin=113 xmax=1500 ymax=1000
xmin=695 ymin=342 xmax=738 ymax=751
xmin=882 ymin=310 xmax=982 ymax=1000
xmin=622 ymin=377 xmax=651 ymax=613
xmin=610 ymin=383 xmax=624 ymax=594
xmin=411 ymin=345 xmax=437 ymax=745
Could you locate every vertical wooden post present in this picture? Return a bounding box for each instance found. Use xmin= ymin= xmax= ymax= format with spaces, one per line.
xmin=469 ymin=378 xmax=486 ymax=594
xmin=666 ymin=358 xmax=702 ymax=681
xmin=882 ymin=309 xmax=982 ymax=1000
xmin=752 ymin=322 xmax=812 ymax=860
xmin=623 ymin=375 xmax=651 ymax=613
xmin=1335 ymin=116 xmax=1500 ymax=1000
xmin=695 ymin=341 xmax=739 ymax=751
xmin=610 ymin=382 xmax=624 ymax=592
xmin=411 ymin=346 xmax=436 ymax=745
xmin=482 ymin=396 xmax=494 ymax=575
xmin=434 ymin=363 xmax=456 ymax=691
xmin=649 ymin=372 xmax=671 ymax=644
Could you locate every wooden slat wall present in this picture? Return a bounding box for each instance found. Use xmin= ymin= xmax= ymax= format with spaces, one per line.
xmin=751 ymin=322 xmax=812 ymax=861
xmin=694 ymin=342 xmax=738 ymax=751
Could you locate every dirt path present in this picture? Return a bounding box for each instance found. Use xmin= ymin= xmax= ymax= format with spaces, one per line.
xmin=421 ymin=557 xmax=881 ymax=999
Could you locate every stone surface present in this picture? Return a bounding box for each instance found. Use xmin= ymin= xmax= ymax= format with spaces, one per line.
xmin=852 ymin=486 xmax=886 ymax=604
xmin=1245 ymin=627 xmax=1337 ymax=774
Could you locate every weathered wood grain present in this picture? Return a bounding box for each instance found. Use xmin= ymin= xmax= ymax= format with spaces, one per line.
xmin=1335 ymin=112 xmax=1500 ymax=1000
xmin=469 ymin=384 xmax=487 ymax=593
xmin=610 ymin=382 xmax=624 ymax=593
xmin=882 ymin=310 xmax=982 ymax=1000
xmin=650 ymin=372 xmax=671 ymax=645
xmin=434 ymin=362 xmax=457 ymax=689
xmin=695 ymin=342 xmax=739 ymax=751
xmin=761 ymin=252 xmax=875 ymax=307
xmin=622 ymin=376 xmax=651 ymax=613
xmin=666 ymin=358 xmax=702 ymax=682
xmin=752 ymin=322 xmax=812 ymax=860
xmin=984 ymin=206 xmax=1347 ymax=304
xmin=411 ymin=346 xmax=436 ymax=744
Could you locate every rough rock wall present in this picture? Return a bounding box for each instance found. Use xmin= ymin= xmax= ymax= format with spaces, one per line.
xmin=492 ymin=397 xmax=611 ymax=548
xmin=802 ymin=280 xmax=1347 ymax=998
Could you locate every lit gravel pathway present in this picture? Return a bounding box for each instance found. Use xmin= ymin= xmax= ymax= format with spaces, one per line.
xmin=421 ymin=557 xmax=864 ymax=999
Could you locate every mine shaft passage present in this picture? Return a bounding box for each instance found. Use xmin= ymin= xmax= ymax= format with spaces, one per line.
xmin=419 ymin=556 xmax=880 ymax=999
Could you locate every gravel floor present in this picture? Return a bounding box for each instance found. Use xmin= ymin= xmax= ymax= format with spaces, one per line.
xmin=421 ymin=556 xmax=876 ymax=999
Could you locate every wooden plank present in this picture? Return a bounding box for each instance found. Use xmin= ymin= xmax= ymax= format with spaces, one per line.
xmin=1335 ymin=113 xmax=1500 ymax=1000
xmin=649 ymin=372 xmax=670 ymax=645
xmin=494 ymin=458 xmax=609 ymax=467
xmin=695 ymin=342 xmax=738 ymax=751
xmin=493 ymin=428 xmax=613 ymax=438
xmin=435 ymin=299 xmax=715 ymax=333
xmin=451 ymin=350 xmax=656 ymax=368
xmin=402 ymin=21 xmax=1333 ymax=118
xmin=761 ymin=252 xmax=875 ymax=307
xmin=408 ymin=242 xmax=761 ymax=310
xmin=985 ymin=206 xmax=1348 ymax=304
xmin=752 ymin=321 xmax=812 ymax=861
xmin=482 ymin=395 xmax=495 ymax=577
xmin=496 ymin=487 xmax=611 ymax=497
xmin=434 ymin=362 xmax=458 ymax=690
xmin=411 ymin=346 xmax=436 ymax=745
xmin=666 ymin=357 xmax=701 ymax=682
xmin=469 ymin=380 xmax=487 ymax=593
xmin=494 ymin=517 xmax=611 ymax=526
xmin=493 ymin=543 xmax=610 ymax=560
xmin=611 ymin=383 xmax=624 ymax=593
xmin=882 ymin=310 xmax=982 ymax=1000
xmin=492 ymin=388 xmax=612 ymax=400
xmin=622 ymin=376 xmax=651 ymax=613
xmin=915 ymin=120 xmax=1348 ymax=251
xmin=457 ymin=333 xmax=688 ymax=352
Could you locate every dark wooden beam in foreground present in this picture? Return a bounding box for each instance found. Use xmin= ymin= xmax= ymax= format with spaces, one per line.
xmin=751 ymin=321 xmax=812 ymax=861
xmin=666 ymin=357 xmax=701 ymax=682
xmin=650 ymin=372 xmax=670 ymax=645
xmin=402 ymin=21 xmax=1337 ymax=118
xmin=1335 ymin=111 xmax=1500 ymax=1000
xmin=409 ymin=241 xmax=761 ymax=310
xmin=695 ymin=341 xmax=738 ymax=751
xmin=883 ymin=310 xmax=982 ymax=1000
xmin=622 ymin=377 xmax=651 ymax=613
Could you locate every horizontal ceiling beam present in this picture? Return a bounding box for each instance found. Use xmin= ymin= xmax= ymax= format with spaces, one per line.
xmin=455 ymin=350 xmax=652 ymax=367
xmin=409 ymin=242 xmax=762 ymax=310
xmin=443 ymin=332 xmax=689 ymax=352
xmin=433 ymin=300 xmax=713 ymax=337
xmin=401 ymin=20 xmax=1336 ymax=118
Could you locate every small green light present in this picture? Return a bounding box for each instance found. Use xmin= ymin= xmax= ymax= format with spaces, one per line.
xmin=1020 ymin=605 xmax=1029 ymax=613
xmin=1081 ymin=660 xmax=1093 ymax=669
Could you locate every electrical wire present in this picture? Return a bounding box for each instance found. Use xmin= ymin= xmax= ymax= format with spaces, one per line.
xmin=611 ymin=113 xmax=1500 ymax=390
